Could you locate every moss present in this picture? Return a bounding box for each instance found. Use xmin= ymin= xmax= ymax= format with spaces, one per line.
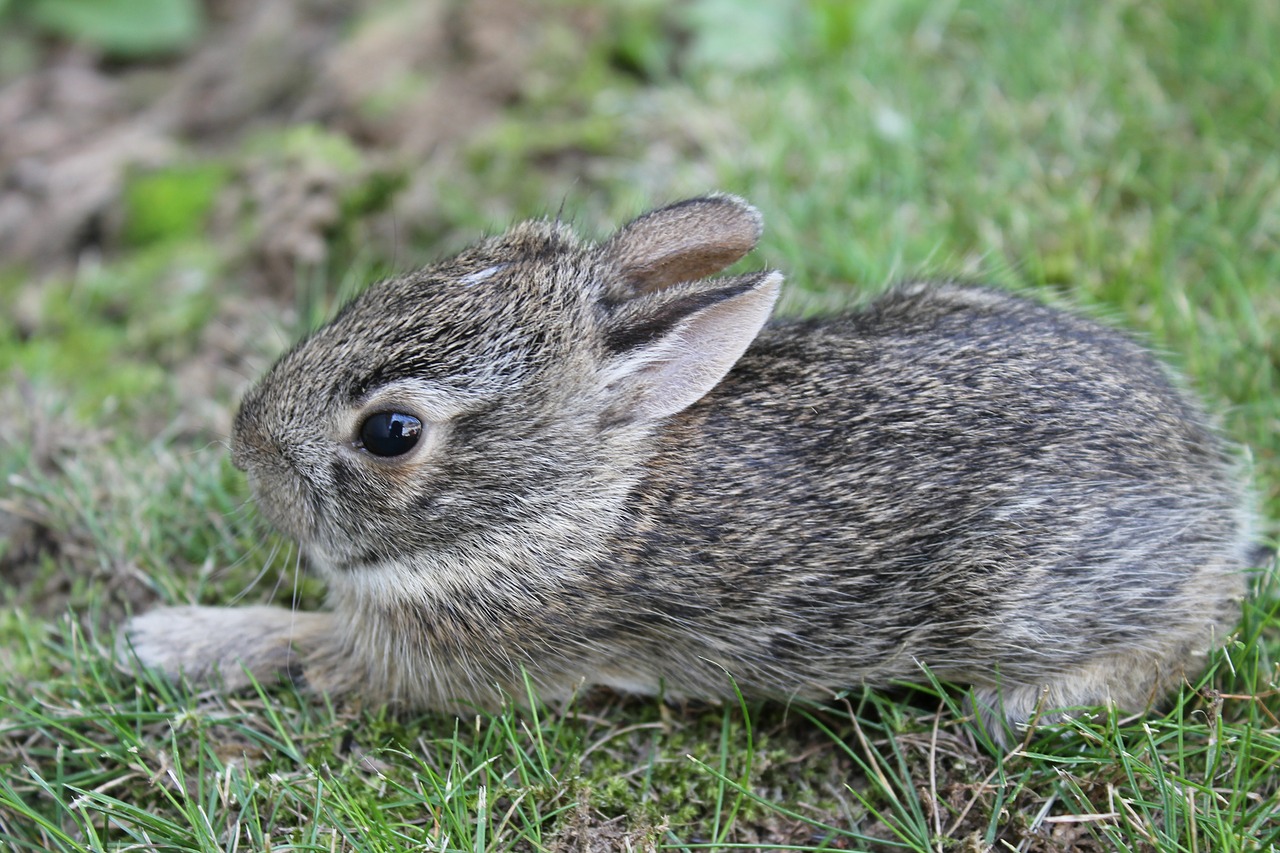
xmin=122 ymin=164 xmax=230 ymax=247
xmin=0 ymin=245 xmax=220 ymax=418
xmin=244 ymin=125 xmax=366 ymax=176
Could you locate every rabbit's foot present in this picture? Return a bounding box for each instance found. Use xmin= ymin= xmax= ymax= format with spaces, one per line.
xmin=119 ymin=605 xmax=332 ymax=691
xmin=971 ymin=651 xmax=1192 ymax=745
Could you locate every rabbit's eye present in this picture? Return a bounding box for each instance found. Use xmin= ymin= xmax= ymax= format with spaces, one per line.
xmin=358 ymin=412 xmax=423 ymax=457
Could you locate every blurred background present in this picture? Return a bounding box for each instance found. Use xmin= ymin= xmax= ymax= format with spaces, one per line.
xmin=3 ymin=0 xmax=1275 ymax=445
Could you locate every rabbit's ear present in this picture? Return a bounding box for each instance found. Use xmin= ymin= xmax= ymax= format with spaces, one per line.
xmin=600 ymin=270 xmax=781 ymax=422
xmin=602 ymin=195 xmax=763 ymax=295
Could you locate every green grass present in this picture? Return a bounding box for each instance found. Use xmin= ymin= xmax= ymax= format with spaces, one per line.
xmin=2 ymin=0 xmax=1278 ymax=849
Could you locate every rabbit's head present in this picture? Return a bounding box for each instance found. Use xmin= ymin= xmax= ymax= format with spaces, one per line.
xmin=231 ymin=195 xmax=781 ymax=570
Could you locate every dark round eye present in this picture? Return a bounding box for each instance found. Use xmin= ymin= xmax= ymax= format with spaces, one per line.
xmin=358 ymin=412 xmax=423 ymax=458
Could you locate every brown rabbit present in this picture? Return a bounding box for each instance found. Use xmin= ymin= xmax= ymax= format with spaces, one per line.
xmin=123 ymin=195 xmax=1261 ymax=740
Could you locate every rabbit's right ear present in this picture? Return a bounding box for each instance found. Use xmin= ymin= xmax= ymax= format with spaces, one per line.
xmin=598 ymin=270 xmax=781 ymax=423
xmin=601 ymin=195 xmax=764 ymax=296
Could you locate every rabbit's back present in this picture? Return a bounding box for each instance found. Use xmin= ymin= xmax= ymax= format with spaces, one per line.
xmin=601 ymin=282 xmax=1253 ymax=713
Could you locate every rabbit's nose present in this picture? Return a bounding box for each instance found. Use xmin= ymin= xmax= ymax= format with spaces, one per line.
xmin=228 ymin=393 xmax=267 ymax=471
xmin=228 ymin=415 xmax=250 ymax=471
xmin=230 ymin=442 xmax=249 ymax=471
xmin=228 ymin=415 xmax=263 ymax=472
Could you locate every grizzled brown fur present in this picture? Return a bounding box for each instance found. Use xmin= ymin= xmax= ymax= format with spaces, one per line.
xmin=123 ymin=195 xmax=1259 ymax=740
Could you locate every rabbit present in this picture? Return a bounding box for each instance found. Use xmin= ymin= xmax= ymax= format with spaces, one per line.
xmin=122 ymin=194 xmax=1263 ymax=741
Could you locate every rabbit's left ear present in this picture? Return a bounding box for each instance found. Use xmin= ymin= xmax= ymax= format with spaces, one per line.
xmin=600 ymin=194 xmax=763 ymax=296
xmin=598 ymin=270 xmax=781 ymax=422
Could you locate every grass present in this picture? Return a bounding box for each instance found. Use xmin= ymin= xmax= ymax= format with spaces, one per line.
xmin=2 ymin=0 xmax=1278 ymax=849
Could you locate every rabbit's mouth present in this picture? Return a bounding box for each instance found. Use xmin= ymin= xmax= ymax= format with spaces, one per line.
xmin=241 ymin=465 xmax=319 ymax=542
xmin=240 ymin=458 xmax=407 ymax=573
xmin=230 ymin=416 xmax=343 ymax=555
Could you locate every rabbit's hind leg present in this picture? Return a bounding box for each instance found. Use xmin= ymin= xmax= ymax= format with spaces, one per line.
xmin=969 ymin=649 xmax=1203 ymax=746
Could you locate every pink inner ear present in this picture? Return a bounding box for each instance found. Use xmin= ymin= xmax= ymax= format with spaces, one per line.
xmin=619 ymin=271 xmax=782 ymax=422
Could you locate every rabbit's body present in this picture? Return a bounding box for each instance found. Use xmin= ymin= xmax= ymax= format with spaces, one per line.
xmin=605 ymin=285 xmax=1253 ymax=722
xmin=124 ymin=196 xmax=1258 ymax=737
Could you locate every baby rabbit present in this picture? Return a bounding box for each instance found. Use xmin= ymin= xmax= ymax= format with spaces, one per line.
xmin=123 ymin=194 xmax=1260 ymax=740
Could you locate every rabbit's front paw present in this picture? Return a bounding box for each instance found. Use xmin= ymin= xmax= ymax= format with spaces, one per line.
xmin=119 ymin=604 xmax=330 ymax=690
